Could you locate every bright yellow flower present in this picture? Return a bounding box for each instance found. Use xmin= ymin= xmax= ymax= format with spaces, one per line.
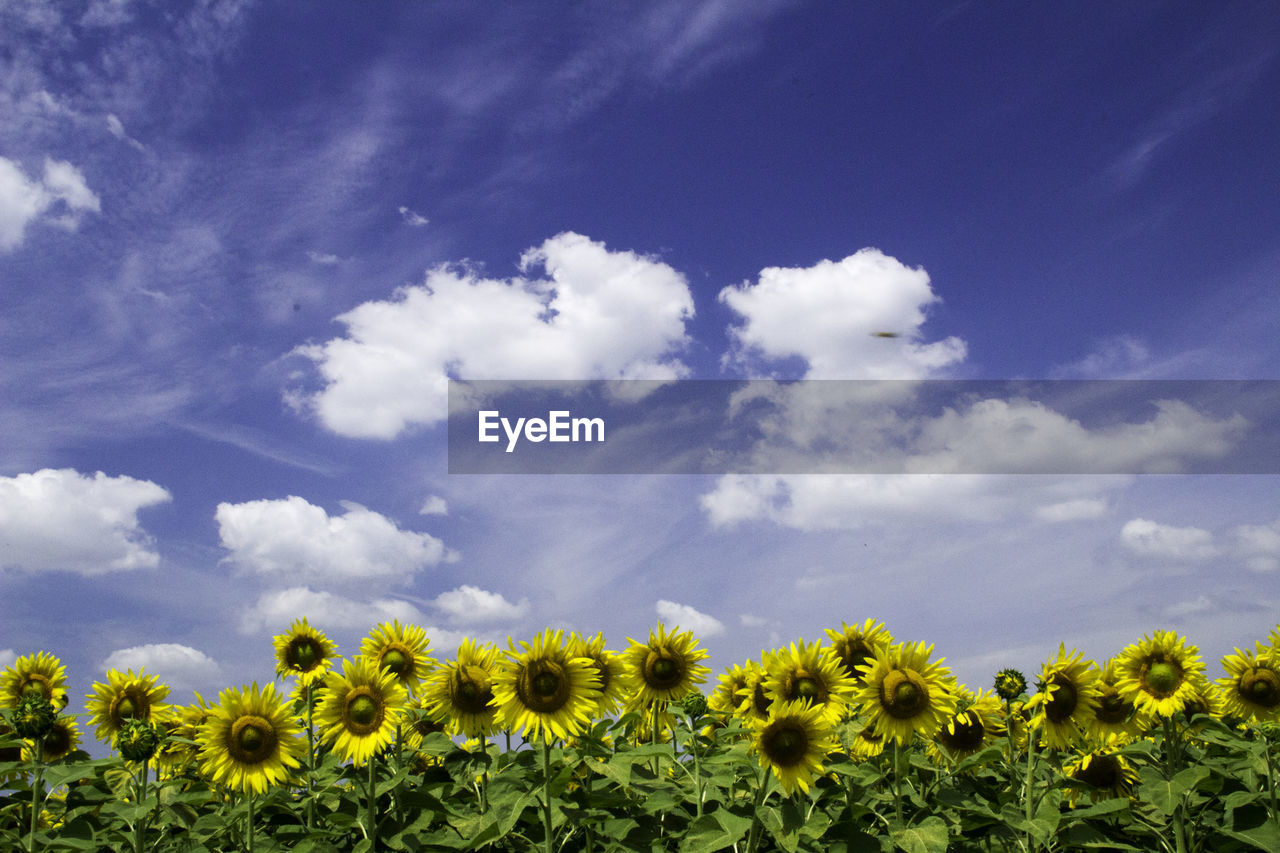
xmin=1218 ymin=646 xmax=1280 ymax=722
xmin=824 ymin=620 xmax=893 ymax=685
xmin=751 ymin=700 xmax=838 ymax=796
xmin=360 ymin=621 xmax=434 ymax=695
xmin=1086 ymin=660 xmax=1144 ymax=745
xmin=273 ymin=618 xmax=337 ymax=687
xmin=24 ymin=715 xmax=80 ymax=763
xmin=199 ymin=682 xmax=304 ymax=794
xmin=621 ymin=623 xmax=710 ymax=710
xmin=1064 ymin=746 xmax=1138 ymax=805
xmin=856 ymin=642 xmax=957 ymax=747
xmin=735 ymin=659 xmax=774 ymax=725
xmin=421 ymin=639 xmax=501 ymax=738
xmin=492 ymin=629 xmax=600 ymax=743
xmin=930 ymin=687 xmax=1005 ymax=764
xmin=316 ymin=656 xmax=409 ymax=766
xmin=1025 ymin=645 xmax=1099 ymax=750
xmin=764 ymin=639 xmax=856 ymax=723
xmin=1 ymin=652 xmax=68 ymax=709
xmin=569 ymin=632 xmax=629 ymax=718
xmin=709 ymin=662 xmax=753 ymax=718
xmin=1114 ymin=630 xmax=1204 ymax=719
xmin=85 ymin=669 xmax=169 ymax=744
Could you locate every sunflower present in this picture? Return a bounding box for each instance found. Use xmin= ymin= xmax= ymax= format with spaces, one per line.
xmin=199 ymin=682 xmax=304 ymax=793
xmin=751 ymin=700 xmax=838 ymax=796
xmin=23 ymin=716 xmax=81 ymax=763
xmin=85 ymin=669 xmax=170 ymax=744
xmin=1114 ymin=631 xmax=1204 ymax=719
xmin=856 ymin=642 xmax=957 ymax=747
xmin=155 ymin=694 xmax=214 ymax=780
xmin=764 ymin=640 xmax=856 ymax=723
xmin=421 ymin=639 xmax=500 ymax=738
xmin=621 ymin=623 xmax=710 ymax=710
xmin=273 ymin=618 xmax=337 ymax=687
xmin=492 ymin=629 xmax=601 ymax=743
xmin=824 ymin=620 xmax=893 ymax=685
xmin=361 ymin=621 xmax=435 ymax=695
xmin=569 ymin=632 xmax=629 ymax=718
xmin=735 ymin=660 xmax=774 ymax=725
xmin=1 ymin=652 xmax=68 ymax=709
xmin=404 ymin=704 xmax=450 ymax=752
xmin=1025 ymin=645 xmax=1099 ymax=750
xmin=848 ymin=719 xmax=887 ymax=761
xmin=1064 ymin=746 xmax=1139 ymax=805
xmin=316 ymin=656 xmax=409 ymax=766
xmin=1086 ymin=660 xmax=1144 ymax=745
xmin=709 ymin=662 xmax=753 ymax=718
xmin=930 ymin=687 xmax=1005 ymax=764
xmin=1218 ymin=647 xmax=1280 ymax=723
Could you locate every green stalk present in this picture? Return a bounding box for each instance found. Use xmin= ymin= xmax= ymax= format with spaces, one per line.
xmin=689 ymin=718 xmax=704 ymax=819
xmin=1258 ymin=726 xmax=1280 ymax=834
xmin=367 ymin=755 xmax=379 ymax=851
xmin=28 ymin=738 xmax=44 ymax=853
xmin=1023 ymin=725 xmax=1038 ymax=853
xmin=541 ymin=738 xmax=555 ymax=853
xmin=134 ymin=758 xmax=147 ymax=853
xmin=1163 ymin=717 xmax=1187 ymax=853
xmin=745 ymin=764 xmax=773 ymax=853
xmin=305 ymin=682 xmax=315 ymax=830
xmin=246 ymin=792 xmax=255 ymax=853
xmin=893 ymin=741 xmax=904 ymax=827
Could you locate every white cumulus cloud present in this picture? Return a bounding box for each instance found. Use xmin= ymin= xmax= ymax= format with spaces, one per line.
xmin=419 ymin=495 xmax=448 ymax=516
xmin=0 ymin=649 xmax=15 ymax=669
xmin=1233 ymin=519 xmax=1280 ymax=572
xmin=0 ymin=469 xmax=171 ymax=573
xmin=433 ymin=584 xmax=529 ymax=625
xmin=1120 ymin=518 xmax=1218 ymax=560
xmin=295 ymin=232 xmax=694 ymax=438
xmin=102 ymin=643 xmax=219 ymax=692
xmin=719 ymin=248 xmax=966 ymax=379
xmin=0 ymin=156 xmax=101 ymax=252
xmin=655 ymin=599 xmax=724 ymax=638
xmin=216 ymin=496 xmax=449 ymax=588
xmin=239 ymin=586 xmax=425 ymax=634
xmin=1035 ymin=498 xmax=1108 ymax=522
xmin=398 ymin=205 xmax=429 ymax=226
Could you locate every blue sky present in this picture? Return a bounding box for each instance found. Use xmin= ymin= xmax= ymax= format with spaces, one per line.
xmin=3 ymin=1 xmax=1280 ymax=729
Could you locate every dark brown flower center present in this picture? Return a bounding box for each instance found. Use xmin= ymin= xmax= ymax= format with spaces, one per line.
xmin=515 ymin=660 xmax=571 ymax=714
xmin=343 ymin=688 xmax=385 ymax=735
xmin=837 ymin=639 xmax=875 ymax=681
xmin=1044 ymin=675 xmax=1078 ymax=723
xmin=1074 ymin=754 xmax=1122 ymax=789
xmin=881 ymin=669 xmax=930 ymax=719
xmin=792 ymin=675 xmax=822 ymax=702
xmin=762 ymin=719 xmax=809 ymax=767
xmin=453 ymin=666 xmax=494 ymax=715
xmin=1144 ymin=660 xmax=1182 ymax=696
xmin=1094 ymin=687 xmax=1134 ymax=725
xmin=287 ymin=638 xmax=321 ymax=672
xmin=229 ymin=716 xmax=278 ymax=765
xmin=380 ymin=646 xmax=411 ymax=677
xmin=645 ymin=654 xmax=682 ymax=689
xmin=937 ymin=712 xmax=986 ymax=752
xmin=1241 ymin=667 xmax=1280 ymax=709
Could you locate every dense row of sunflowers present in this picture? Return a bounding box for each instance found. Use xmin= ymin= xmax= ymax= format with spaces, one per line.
xmin=2 ymin=620 xmax=1279 ymax=851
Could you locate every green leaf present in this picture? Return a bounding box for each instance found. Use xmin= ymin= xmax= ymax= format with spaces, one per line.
xmin=1219 ymin=819 xmax=1280 ymax=852
xmin=678 ymin=814 xmax=750 ymax=853
xmin=1138 ymin=764 xmax=1209 ymax=816
xmin=890 ymin=816 xmax=949 ymax=853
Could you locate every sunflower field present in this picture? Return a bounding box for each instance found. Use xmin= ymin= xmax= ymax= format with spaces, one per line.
xmin=3 ymin=621 xmax=1279 ymax=852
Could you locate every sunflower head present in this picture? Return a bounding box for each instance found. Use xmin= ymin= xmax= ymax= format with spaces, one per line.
xmin=824 ymin=620 xmax=892 ymax=684
xmin=85 ymin=668 xmax=170 ymax=744
xmin=856 ymin=641 xmax=958 ymax=747
xmin=1218 ymin=647 xmax=1280 ymax=722
xmin=2 ymin=652 xmax=68 ymax=709
xmin=1064 ymin=747 xmax=1139 ymax=804
xmin=1115 ymin=630 xmax=1204 ymax=719
xmin=273 ymin=618 xmax=337 ymax=686
xmin=360 ymin=621 xmax=435 ymax=695
xmin=932 ymin=688 xmax=1005 ymax=763
xmin=421 ymin=639 xmax=500 ymax=739
xmin=12 ymin=693 xmax=57 ymax=741
xmin=622 ymin=623 xmax=710 ymax=710
xmin=316 ymin=656 xmax=409 ymax=765
xmin=993 ymin=668 xmax=1028 ymax=703
xmin=200 ymin=682 xmax=304 ymax=793
xmin=764 ymin=639 xmax=855 ymax=723
xmin=492 ymin=629 xmax=601 ymax=743
xmin=569 ymin=632 xmax=630 ymax=718
xmin=752 ymin=700 xmax=838 ymax=796
xmin=26 ymin=716 xmax=80 ymax=763
xmin=1025 ymin=645 xmax=1099 ymax=750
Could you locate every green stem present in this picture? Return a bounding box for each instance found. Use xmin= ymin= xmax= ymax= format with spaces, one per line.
xmin=367 ymin=755 xmax=379 ymax=851
xmin=541 ymin=738 xmax=555 ymax=853
xmin=246 ymin=792 xmax=255 ymax=853
xmin=28 ymin=738 xmax=44 ymax=853
xmin=1023 ymin=725 xmax=1038 ymax=853
xmin=745 ymin=764 xmax=773 ymax=853
xmin=305 ymin=682 xmax=315 ymax=830
xmin=689 ymin=715 xmax=703 ymax=819
xmin=893 ymin=740 xmax=905 ymax=827
xmin=1262 ymin=727 xmax=1280 ymax=833
xmin=1163 ymin=717 xmax=1187 ymax=853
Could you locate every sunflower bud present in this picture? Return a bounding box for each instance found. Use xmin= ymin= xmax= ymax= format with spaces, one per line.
xmin=12 ymin=693 xmax=57 ymax=741
xmin=994 ymin=668 xmax=1027 ymax=703
xmin=116 ymin=719 xmax=162 ymax=762
xmin=679 ymin=690 xmax=708 ymax=722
